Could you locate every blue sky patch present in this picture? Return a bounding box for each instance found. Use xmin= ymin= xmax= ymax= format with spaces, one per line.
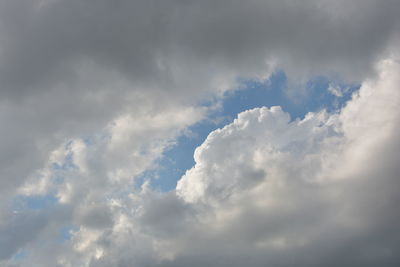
xmin=12 ymin=194 xmax=58 ymax=212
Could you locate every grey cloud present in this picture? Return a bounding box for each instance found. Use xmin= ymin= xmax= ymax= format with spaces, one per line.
xmin=80 ymin=59 xmax=400 ymax=267
xmin=137 ymin=191 xmax=194 ymax=238
xmin=1 ymin=1 xmax=400 ymax=266
xmin=75 ymin=204 xmax=114 ymax=229
xmin=0 ymin=211 xmax=48 ymax=260
xmin=170 ymin=60 xmax=400 ymax=267
xmin=1 ymin=0 xmax=399 ymax=101
xmin=1 ymin=0 xmax=399 ymax=196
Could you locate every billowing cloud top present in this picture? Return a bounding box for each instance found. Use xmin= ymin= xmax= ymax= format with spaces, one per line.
xmin=0 ymin=1 xmax=400 ymax=266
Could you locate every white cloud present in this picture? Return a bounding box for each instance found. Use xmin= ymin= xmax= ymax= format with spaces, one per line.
xmin=172 ymin=58 xmax=400 ymax=267
xmin=327 ymin=83 xmax=344 ymax=97
xmin=177 ymin=105 xmax=336 ymax=204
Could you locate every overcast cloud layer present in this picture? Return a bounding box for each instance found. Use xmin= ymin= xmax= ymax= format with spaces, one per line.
xmin=0 ymin=1 xmax=400 ymax=266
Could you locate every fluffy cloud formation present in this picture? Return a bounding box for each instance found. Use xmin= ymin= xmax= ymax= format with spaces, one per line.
xmin=1 ymin=0 xmax=400 ymax=266
xmin=1 ymin=0 xmax=399 ymax=200
xmin=4 ymin=58 xmax=399 ymax=267
xmin=174 ymin=60 xmax=400 ymax=267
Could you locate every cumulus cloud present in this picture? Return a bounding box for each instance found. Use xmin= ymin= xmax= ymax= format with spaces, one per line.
xmin=1 ymin=0 xmax=399 ymax=200
xmin=6 ymin=58 xmax=398 ymax=267
xmin=1 ymin=0 xmax=400 ymax=266
xmin=174 ymin=59 xmax=400 ymax=267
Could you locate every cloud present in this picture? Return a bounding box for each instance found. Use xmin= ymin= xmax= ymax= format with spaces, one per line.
xmin=12 ymin=57 xmax=398 ymax=267
xmin=1 ymin=1 xmax=400 ymax=266
xmin=0 ymin=211 xmax=48 ymax=260
xmin=1 ymin=0 xmax=399 ymax=200
xmin=174 ymin=59 xmax=400 ymax=267
xmin=1 ymin=0 xmax=399 ymax=100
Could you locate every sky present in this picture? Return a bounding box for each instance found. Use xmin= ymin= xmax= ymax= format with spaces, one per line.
xmin=0 ymin=1 xmax=400 ymax=266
